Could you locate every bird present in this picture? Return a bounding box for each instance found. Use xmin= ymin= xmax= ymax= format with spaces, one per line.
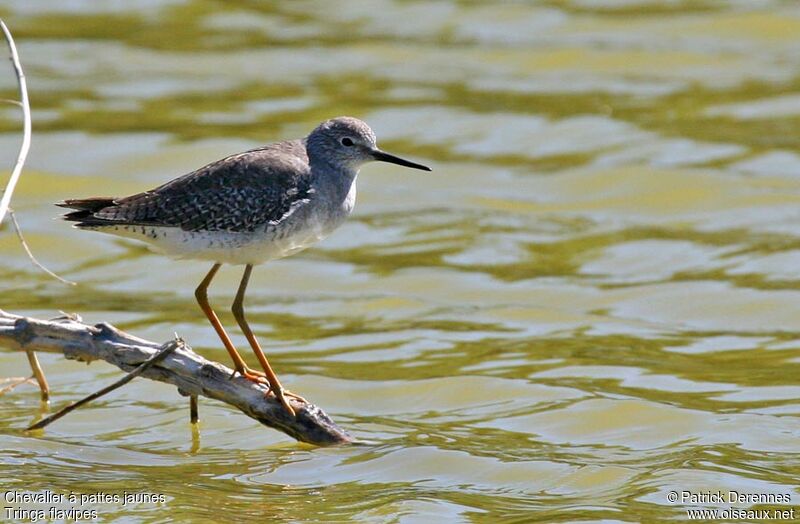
xmin=58 ymin=117 xmax=431 ymax=416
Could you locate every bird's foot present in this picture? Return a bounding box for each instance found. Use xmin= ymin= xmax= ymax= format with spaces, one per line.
xmin=266 ymin=387 xmax=306 ymax=418
xmin=230 ymin=366 xmax=269 ymax=385
xmin=281 ymin=389 xmax=307 ymax=403
xmin=231 ymin=369 xmax=302 ymax=416
xmin=230 ymin=367 xmax=303 ymax=417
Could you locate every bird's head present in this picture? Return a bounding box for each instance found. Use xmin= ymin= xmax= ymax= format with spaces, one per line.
xmin=306 ymin=116 xmax=431 ymax=173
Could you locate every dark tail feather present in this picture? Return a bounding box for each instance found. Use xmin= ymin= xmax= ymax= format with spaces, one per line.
xmin=57 ymin=197 xmax=117 ymax=228
xmin=56 ymin=197 xmax=116 ymax=212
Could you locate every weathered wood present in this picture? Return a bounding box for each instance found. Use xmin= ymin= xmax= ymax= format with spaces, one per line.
xmin=0 ymin=309 xmax=352 ymax=446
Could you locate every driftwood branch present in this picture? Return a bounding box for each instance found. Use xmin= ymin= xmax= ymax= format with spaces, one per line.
xmin=0 ymin=310 xmax=352 ymax=446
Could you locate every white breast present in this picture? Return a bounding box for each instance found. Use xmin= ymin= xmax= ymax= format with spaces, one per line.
xmin=342 ymin=178 xmax=357 ymax=215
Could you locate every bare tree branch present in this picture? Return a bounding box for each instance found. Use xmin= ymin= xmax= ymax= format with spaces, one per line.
xmin=0 ymin=309 xmax=353 ymax=446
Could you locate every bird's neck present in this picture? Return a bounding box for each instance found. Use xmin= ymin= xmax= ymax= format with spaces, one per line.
xmin=311 ymin=161 xmax=359 ymax=208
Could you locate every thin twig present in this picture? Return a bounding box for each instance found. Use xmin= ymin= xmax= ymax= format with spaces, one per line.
xmin=26 ymin=338 xmax=182 ymax=431
xmin=0 ymin=21 xmax=73 ymax=286
xmin=0 ymin=19 xmax=30 ymax=226
xmin=0 ymin=20 xmax=54 ymax=405
xmin=190 ymin=394 xmax=199 ymax=424
xmin=0 ymin=376 xmax=35 ymax=396
xmin=24 ymin=347 xmax=49 ymax=401
xmin=9 ymin=209 xmax=76 ymax=285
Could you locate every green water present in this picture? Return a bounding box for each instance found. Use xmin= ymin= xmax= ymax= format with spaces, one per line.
xmin=1 ymin=1 xmax=799 ymax=522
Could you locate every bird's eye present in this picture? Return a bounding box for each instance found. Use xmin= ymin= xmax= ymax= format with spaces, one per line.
xmin=340 ymin=137 xmax=354 ymax=147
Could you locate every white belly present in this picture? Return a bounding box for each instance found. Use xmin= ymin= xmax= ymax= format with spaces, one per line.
xmin=96 ymin=222 xmax=328 ymax=265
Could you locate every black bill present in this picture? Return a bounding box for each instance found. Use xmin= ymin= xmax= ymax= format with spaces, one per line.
xmin=372 ymin=149 xmax=431 ymax=171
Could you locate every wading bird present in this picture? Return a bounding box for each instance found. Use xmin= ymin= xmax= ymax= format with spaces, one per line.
xmin=58 ymin=117 xmax=431 ymax=416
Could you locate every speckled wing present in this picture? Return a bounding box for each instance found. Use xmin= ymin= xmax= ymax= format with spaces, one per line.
xmin=62 ymin=140 xmax=313 ymax=233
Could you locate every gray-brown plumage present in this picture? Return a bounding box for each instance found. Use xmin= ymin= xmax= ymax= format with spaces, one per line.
xmin=60 ymin=140 xmax=312 ymax=233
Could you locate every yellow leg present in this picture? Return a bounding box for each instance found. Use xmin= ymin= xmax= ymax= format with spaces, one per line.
xmin=232 ymin=264 xmax=305 ymax=417
xmin=194 ymin=263 xmax=267 ymax=384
